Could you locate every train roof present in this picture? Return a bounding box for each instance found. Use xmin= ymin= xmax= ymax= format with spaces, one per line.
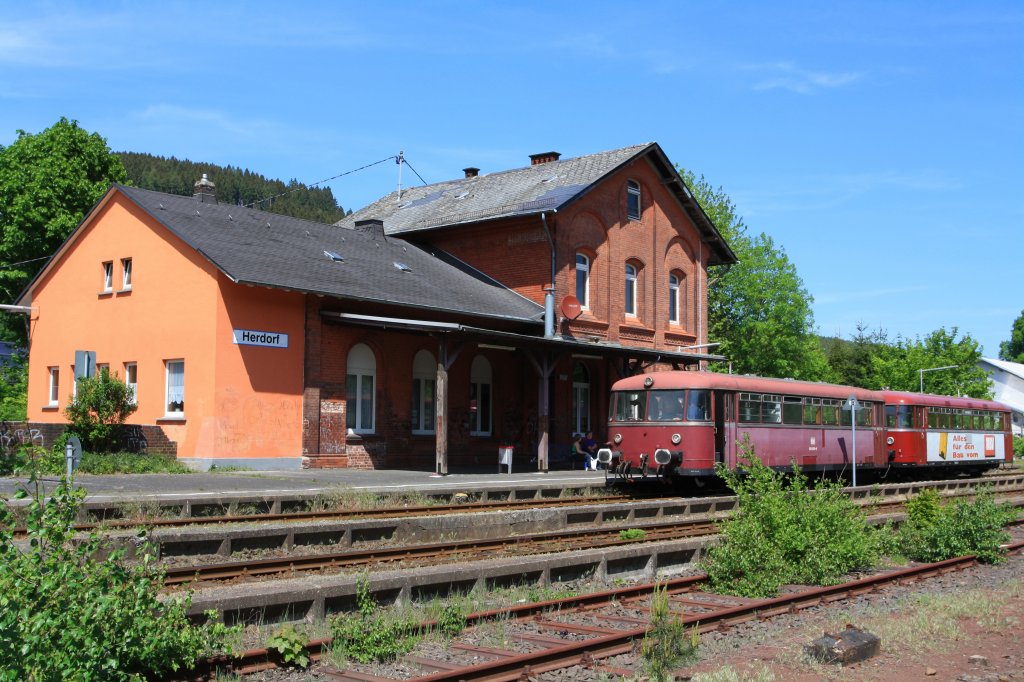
xmin=881 ymin=391 xmax=1013 ymax=411
xmin=611 ymin=372 xmax=884 ymax=401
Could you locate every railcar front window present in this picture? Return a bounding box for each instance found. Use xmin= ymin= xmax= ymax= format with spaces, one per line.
xmin=686 ymin=390 xmax=711 ymax=421
xmin=649 ymin=390 xmax=686 ymax=421
xmin=885 ymin=405 xmax=914 ymax=428
xmin=611 ymin=391 xmax=648 ymax=422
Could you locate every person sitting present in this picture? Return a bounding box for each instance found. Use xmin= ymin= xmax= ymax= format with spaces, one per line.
xmin=585 ymin=430 xmax=598 ymax=466
xmin=573 ymin=434 xmax=593 ymax=470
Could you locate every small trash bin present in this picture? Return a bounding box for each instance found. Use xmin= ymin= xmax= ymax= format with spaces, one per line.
xmin=498 ymin=446 xmax=514 ymax=473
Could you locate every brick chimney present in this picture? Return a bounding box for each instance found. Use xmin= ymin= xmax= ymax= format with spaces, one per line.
xmin=354 ymin=218 xmax=385 ymax=239
xmin=463 ymin=167 xmax=480 ymax=178
xmin=193 ymin=173 xmax=216 ymax=203
xmin=529 ymin=151 xmax=561 ymax=165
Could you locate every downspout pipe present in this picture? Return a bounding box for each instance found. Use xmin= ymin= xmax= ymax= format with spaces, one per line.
xmin=540 ymin=211 xmax=557 ymax=338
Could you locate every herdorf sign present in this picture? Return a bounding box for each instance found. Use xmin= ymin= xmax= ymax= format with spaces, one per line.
xmin=233 ymin=329 xmax=289 ymax=348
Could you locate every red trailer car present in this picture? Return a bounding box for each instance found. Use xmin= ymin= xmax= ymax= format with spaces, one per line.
xmin=882 ymin=391 xmax=1013 ymax=476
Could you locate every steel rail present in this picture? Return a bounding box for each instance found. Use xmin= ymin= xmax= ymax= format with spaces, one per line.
xmin=161 ymin=517 xmax=721 ymax=586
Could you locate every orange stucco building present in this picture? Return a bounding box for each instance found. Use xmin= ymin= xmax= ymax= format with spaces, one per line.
xmin=18 ymin=143 xmax=734 ymax=470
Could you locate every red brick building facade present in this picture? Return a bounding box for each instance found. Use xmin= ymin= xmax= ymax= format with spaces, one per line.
xmin=19 ymin=143 xmax=734 ymax=471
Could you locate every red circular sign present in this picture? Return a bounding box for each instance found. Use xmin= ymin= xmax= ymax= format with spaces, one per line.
xmin=561 ymin=295 xmax=582 ymax=320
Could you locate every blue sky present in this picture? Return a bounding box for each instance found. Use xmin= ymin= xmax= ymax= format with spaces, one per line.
xmin=2 ymin=1 xmax=1021 ymax=356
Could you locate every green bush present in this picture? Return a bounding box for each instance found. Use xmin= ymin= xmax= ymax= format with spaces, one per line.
xmin=899 ymin=487 xmax=1015 ymax=564
xmin=640 ymin=583 xmax=699 ymax=681
xmin=64 ymin=369 xmax=137 ymax=452
xmin=266 ymin=624 xmax=310 ymax=668
xmin=330 ymin=576 xmax=418 ymax=664
xmin=1013 ymin=436 xmax=1023 ymax=459
xmin=0 ymin=473 xmax=238 ymax=680
xmin=701 ymin=442 xmax=884 ymax=598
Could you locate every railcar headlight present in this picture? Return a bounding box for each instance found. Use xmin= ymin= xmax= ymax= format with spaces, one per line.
xmin=886 ymin=436 xmax=894 ymax=445
xmin=671 ymin=433 xmax=682 ymax=445
xmin=613 ymin=433 xmax=622 ymax=444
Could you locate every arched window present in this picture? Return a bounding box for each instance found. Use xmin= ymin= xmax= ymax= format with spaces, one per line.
xmin=625 ymin=263 xmax=638 ymax=316
xmin=470 ymin=355 xmax=492 ymax=436
xmin=572 ymin=362 xmax=590 ymax=435
xmin=411 ymin=349 xmax=436 ymax=434
xmin=575 ymin=253 xmax=590 ymax=309
xmin=346 ymin=343 xmax=376 ymax=434
xmin=627 ymin=180 xmax=641 ymax=221
xmin=668 ymin=272 xmax=680 ymax=324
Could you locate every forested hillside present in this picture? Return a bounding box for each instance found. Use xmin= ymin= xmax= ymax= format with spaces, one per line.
xmin=117 ymin=152 xmax=349 ymax=224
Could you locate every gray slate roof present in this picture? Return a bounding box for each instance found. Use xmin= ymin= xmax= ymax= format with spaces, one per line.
xmin=114 ymin=185 xmax=544 ymax=324
xmin=338 ymin=144 xmax=653 ymax=234
xmin=337 ymin=143 xmax=735 ymax=265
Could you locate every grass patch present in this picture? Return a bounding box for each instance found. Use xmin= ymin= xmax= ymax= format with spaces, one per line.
xmin=691 ymin=667 xmax=777 ymax=682
xmin=823 ymin=578 xmax=1023 ymax=655
xmin=310 ymin=487 xmax=437 ymax=512
xmin=619 ymin=528 xmax=647 ymax=541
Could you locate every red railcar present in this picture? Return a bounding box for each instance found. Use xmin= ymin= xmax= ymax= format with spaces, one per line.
xmin=882 ymin=391 xmax=1012 ymax=476
xmin=606 ymin=372 xmax=1012 ymax=482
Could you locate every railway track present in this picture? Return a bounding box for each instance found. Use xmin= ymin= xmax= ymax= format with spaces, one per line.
xmin=187 ymin=538 xmax=1024 ymax=681
xmin=163 ymin=484 xmax=1024 ymax=587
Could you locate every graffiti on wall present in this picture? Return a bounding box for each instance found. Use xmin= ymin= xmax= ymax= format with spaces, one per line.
xmin=0 ymin=421 xmax=46 ymax=456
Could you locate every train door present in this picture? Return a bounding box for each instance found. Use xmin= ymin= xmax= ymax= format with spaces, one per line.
xmin=714 ymin=391 xmax=734 ymax=466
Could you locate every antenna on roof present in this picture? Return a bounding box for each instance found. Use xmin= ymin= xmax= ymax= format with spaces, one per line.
xmin=396 ymin=150 xmax=404 ymax=203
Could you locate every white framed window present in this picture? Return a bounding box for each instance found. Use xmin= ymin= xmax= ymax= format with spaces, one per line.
xmin=627 ymin=180 xmax=641 ymax=221
xmin=346 ymin=343 xmax=376 ymax=434
xmin=165 ymin=360 xmax=184 ymax=415
xmin=411 ymin=349 xmax=436 ymax=434
xmin=575 ymin=253 xmax=590 ymax=309
xmin=48 ymin=367 xmax=59 ymax=406
xmin=669 ymin=273 xmax=680 ymax=323
xmin=625 ymin=263 xmax=638 ymax=316
xmin=572 ymin=362 xmax=590 ymax=435
xmin=121 ymin=258 xmax=132 ymax=290
xmin=469 ymin=355 xmax=492 ymax=436
xmin=124 ymin=362 xmax=137 ymax=404
xmin=102 ymin=261 xmax=113 ymax=292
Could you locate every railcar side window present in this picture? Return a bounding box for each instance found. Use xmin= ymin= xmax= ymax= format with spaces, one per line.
xmin=782 ymin=396 xmax=802 ymax=424
xmin=821 ymin=399 xmax=839 ymax=425
xmin=739 ymin=393 xmax=761 ymax=423
xmin=856 ymin=402 xmax=874 ymax=426
xmin=611 ymin=391 xmax=647 ymax=422
xmin=649 ymin=390 xmax=686 ymax=421
xmin=761 ymin=394 xmax=782 ymax=424
xmin=803 ymin=398 xmax=821 ymax=425
xmin=686 ymin=390 xmax=711 ymax=421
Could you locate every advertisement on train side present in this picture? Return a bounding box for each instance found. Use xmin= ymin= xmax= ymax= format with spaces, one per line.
xmin=926 ymin=432 xmax=1004 ymax=462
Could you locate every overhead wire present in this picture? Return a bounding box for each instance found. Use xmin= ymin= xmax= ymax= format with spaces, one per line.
xmin=245 ymin=153 xmax=430 ymax=210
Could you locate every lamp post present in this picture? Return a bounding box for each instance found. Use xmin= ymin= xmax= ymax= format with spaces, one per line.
xmin=844 ymin=395 xmax=859 ymax=487
xmin=918 ymin=365 xmax=958 ymax=393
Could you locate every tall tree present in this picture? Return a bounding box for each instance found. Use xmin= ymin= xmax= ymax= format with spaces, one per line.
xmin=117 ymin=152 xmax=347 ymax=223
xmin=822 ymin=323 xmax=889 ymax=388
xmin=998 ymin=309 xmax=1024 ymax=363
xmin=680 ymin=169 xmax=830 ymax=380
xmin=872 ymin=327 xmax=991 ymax=398
xmin=0 ymin=118 xmax=127 ymax=341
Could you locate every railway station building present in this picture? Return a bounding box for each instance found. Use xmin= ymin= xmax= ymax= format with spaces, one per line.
xmin=18 ymin=143 xmax=735 ymax=470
